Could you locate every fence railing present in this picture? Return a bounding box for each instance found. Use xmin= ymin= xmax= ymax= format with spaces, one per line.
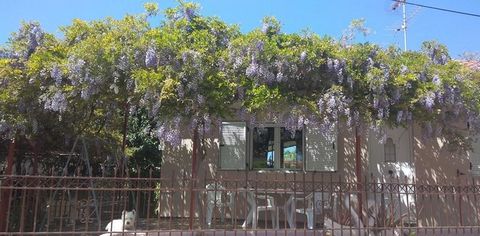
xmin=1 ymin=173 xmax=480 ymax=235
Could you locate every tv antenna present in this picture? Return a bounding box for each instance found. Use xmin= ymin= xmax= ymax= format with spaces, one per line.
xmin=392 ymin=0 xmax=407 ymax=51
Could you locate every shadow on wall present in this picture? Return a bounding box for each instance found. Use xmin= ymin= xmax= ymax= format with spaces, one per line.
xmin=413 ymin=123 xmax=478 ymax=227
xmin=339 ymin=126 xmax=367 ymax=183
xmin=158 ymin=128 xmax=220 ymax=218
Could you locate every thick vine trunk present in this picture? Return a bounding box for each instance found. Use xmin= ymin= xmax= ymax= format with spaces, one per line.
xmin=28 ymin=139 xmax=39 ymax=175
xmin=120 ymin=102 xmax=129 ymax=177
xmin=0 ymin=139 xmax=16 ymax=232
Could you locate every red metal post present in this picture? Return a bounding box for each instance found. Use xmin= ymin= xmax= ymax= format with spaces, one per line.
xmin=355 ymin=127 xmax=363 ymax=225
xmin=0 ymin=139 xmax=16 ymax=232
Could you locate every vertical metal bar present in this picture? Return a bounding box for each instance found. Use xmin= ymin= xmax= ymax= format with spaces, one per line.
xmin=293 ymin=171 xmax=297 ymax=233
xmin=389 ymin=177 xmax=395 ymax=235
xmin=146 ymin=168 xmax=152 ymax=236
xmin=181 ymin=171 xmax=187 ymax=229
xmin=474 ymin=177 xmax=479 ymax=234
xmin=338 ymin=175 xmax=343 ymax=236
xmin=434 ymin=187 xmax=438 ymax=235
xmin=414 ymin=177 xmax=419 ymax=236
xmin=264 ymin=172 xmax=268 ymax=230
xmin=46 ymin=173 xmax=54 ymax=232
xmin=157 ymin=173 xmax=162 ymax=234
xmin=32 ymin=186 xmax=40 ymax=232
xmin=59 ymin=189 xmax=66 ymax=232
xmin=72 ymin=180 xmax=79 ymax=232
xmin=313 ymin=172 xmax=317 ymax=236
xmin=302 ymin=171 xmax=306 ymax=231
xmin=86 ymin=184 xmax=93 ymax=233
xmin=284 ymin=171 xmax=287 ymax=232
xmin=397 ymin=176 xmax=403 ymax=235
xmin=0 ymin=139 xmax=16 ymax=232
xmin=108 ymin=169 xmax=117 ymax=232
xmin=372 ymin=175 xmax=377 ymax=235
xmin=405 ymin=177 xmax=411 ymax=233
xmin=233 ymin=174 xmax=238 ymax=230
xmin=189 ymin=127 xmax=199 ymax=230
xmin=19 ymin=185 xmax=27 ymax=232
xmin=135 ymin=167 xmax=141 ymax=234
xmin=169 ymin=172 xmax=174 ymax=234
xmin=330 ymin=173 xmax=335 ymax=236
xmin=364 ymin=175 xmax=369 ymax=236
xmin=459 ymin=179 xmax=463 ymax=227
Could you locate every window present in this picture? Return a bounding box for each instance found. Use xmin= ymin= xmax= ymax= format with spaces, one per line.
xmin=251 ymin=126 xmax=303 ymax=170
xmin=469 ymin=136 xmax=480 ymax=175
xmin=219 ymin=122 xmax=247 ymax=170
xmin=384 ymin=138 xmax=396 ymax=162
xmin=219 ymin=121 xmax=337 ymax=172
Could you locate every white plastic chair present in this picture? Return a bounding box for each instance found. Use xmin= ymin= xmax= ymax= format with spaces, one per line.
xmin=206 ymin=183 xmax=235 ymax=227
xmin=241 ymin=192 xmax=279 ymax=229
xmin=295 ymin=192 xmax=332 ymax=229
xmin=255 ymin=194 xmax=279 ymax=229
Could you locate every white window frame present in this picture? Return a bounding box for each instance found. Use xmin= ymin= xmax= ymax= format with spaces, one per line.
xmin=249 ymin=123 xmax=305 ymax=171
xmin=218 ymin=121 xmax=247 ymax=170
xmin=218 ymin=121 xmax=338 ymax=172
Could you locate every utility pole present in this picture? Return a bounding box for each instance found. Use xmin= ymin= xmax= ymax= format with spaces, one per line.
xmin=402 ymin=1 xmax=408 ymax=51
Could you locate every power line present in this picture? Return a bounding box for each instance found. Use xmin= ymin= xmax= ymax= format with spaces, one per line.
xmin=392 ymin=0 xmax=480 ymax=18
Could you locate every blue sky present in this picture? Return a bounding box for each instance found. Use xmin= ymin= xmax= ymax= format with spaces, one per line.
xmin=1 ymin=0 xmax=479 ymax=58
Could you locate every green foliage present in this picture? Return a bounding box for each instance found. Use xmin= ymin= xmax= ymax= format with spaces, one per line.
xmin=1 ymin=0 xmax=480 ymax=158
xmin=144 ymin=2 xmax=159 ymax=17
xmin=127 ymin=108 xmax=162 ymax=177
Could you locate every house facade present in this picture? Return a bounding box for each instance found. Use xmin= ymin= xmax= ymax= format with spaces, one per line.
xmin=159 ymin=116 xmax=480 ymax=227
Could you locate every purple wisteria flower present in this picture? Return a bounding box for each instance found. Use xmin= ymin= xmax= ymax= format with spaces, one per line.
xmin=327 ymin=58 xmax=334 ymax=71
xmin=197 ymin=94 xmax=205 ymax=105
xmin=396 ymin=110 xmax=404 ymax=124
xmin=261 ymin=23 xmax=270 ymax=34
xmin=44 ymin=91 xmax=67 ymax=113
xmin=276 ymin=72 xmax=284 ymax=82
xmin=246 ymin=62 xmax=259 ymax=78
xmin=177 ymin=85 xmax=185 ymax=99
xmin=117 ymin=54 xmax=130 ymax=71
xmin=300 ymin=51 xmax=307 ymax=62
xmin=67 ymin=56 xmax=86 ymax=85
xmin=145 ymin=46 xmax=158 ymax=68
xmin=255 ymin=41 xmax=264 ymax=52
xmin=18 ymin=23 xmax=45 ymax=57
xmin=422 ymin=92 xmax=436 ymax=111
xmin=432 ymin=75 xmax=441 ymax=86
xmin=155 ymin=117 xmax=183 ymax=147
xmin=184 ymin=7 xmax=196 ymax=21
xmin=50 ymin=65 xmax=62 ymax=86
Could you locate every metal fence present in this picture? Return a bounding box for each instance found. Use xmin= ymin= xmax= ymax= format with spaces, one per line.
xmin=1 ymin=172 xmax=480 ymax=236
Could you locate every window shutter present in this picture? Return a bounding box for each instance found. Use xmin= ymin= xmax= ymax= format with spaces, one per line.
xmin=219 ymin=122 xmax=247 ymax=170
xmin=305 ymin=125 xmax=338 ymax=171
xmin=470 ymin=138 xmax=480 ymax=175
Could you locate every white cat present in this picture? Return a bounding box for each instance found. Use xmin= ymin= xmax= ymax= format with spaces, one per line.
xmin=105 ymin=210 xmax=136 ymax=232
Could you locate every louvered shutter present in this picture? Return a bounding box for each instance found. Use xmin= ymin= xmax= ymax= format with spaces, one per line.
xmin=219 ymin=122 xmax=247 ymax=170
xmin=305 ymin=125 xmax=338 ymax=171
xmin=470 ymin=138 xmax=480 ymax=175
